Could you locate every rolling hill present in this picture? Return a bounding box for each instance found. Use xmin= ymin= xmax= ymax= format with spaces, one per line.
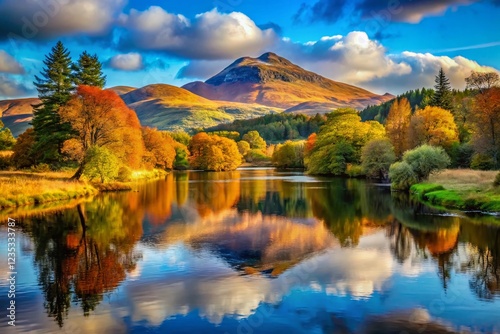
xmin=0 ymin=98 xmax=39 ymax=137
xmin=183 ymin=52 xmax=393 ymax=111
xmin=121 ymin=84 xmax=281 ymax=131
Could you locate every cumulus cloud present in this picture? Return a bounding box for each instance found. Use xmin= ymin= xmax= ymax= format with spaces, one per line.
xmin=0 ymin=74 xmax=33 ymax=98
xmin=272 ymin=31 xmax=497 ymax=94
xmin=0 ymin=50 xmax=25 ymax=74
xmin=106 ymin=53 xmax=145 ymax=71
xmin=0 ymin=0 xmax=126 ymax=40
xmin=117 ymin=7 xmax=278 ymax=60
xmin=105 ymin=52 xmax=170 ymax=72
xmin=294 ymin=0 xmax=478 ymax=25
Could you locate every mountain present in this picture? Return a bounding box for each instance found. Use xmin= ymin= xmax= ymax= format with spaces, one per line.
xmin=0 ymin=98 xmax=39 ymax=137
xmin=183 ymin=52 xmax=393 ymax=111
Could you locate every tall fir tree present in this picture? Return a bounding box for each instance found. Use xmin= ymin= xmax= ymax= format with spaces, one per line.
xmin=32 ymin=41 xmax=75 ymax=163
xmin=72 ymin=51 xmax=106 ymax=88
xmin=431 ymin=68 xmax=453 ymax=111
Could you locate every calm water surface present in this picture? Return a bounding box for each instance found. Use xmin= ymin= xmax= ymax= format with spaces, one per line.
xmin=0 ymin=168 xmax=499 ymax=333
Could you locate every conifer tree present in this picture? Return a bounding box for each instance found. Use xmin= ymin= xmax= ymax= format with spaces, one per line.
xmin=72 ymin=51 xmax=106 ymax=88
xmin=431 ymin=68 xmax=453 ymax=111
xmin=32 ymin=41 xmax=75 ymax=163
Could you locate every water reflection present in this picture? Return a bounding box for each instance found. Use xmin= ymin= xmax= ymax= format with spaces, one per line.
xmin=0 ymin=169 xmax=499 ymax=333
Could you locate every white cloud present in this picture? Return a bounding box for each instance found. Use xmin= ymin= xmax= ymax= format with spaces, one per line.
xmin=0 ymin=74 xmax=32 ymax=98
xmin=273 ymin=31 xmax=498 ymax=94
xmin=118 ymin=7 xmax=278 ymax=60
xmin=0 ymin=50 xmax=24 ymax=74
xmin=0 ymin=0 xmax=126 ymax=40
xmin=107 ymin=53 xmax=145 ymax=71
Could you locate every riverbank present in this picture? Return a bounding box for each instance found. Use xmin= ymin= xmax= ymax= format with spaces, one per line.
xmin=0 ymin=169 xmax=167 ymax=209
xmin=410 ymin=169 xmax=500 ymax=213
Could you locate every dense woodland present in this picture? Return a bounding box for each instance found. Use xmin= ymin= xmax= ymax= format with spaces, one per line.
xmin=0 ymin=41 xmax=499 ymax=191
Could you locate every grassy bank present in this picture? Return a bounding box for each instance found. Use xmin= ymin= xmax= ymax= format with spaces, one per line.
xmin=0 ymin=171 xmax=98 ymax=208
xmin=0 ymin=169 xmax=168 ymax=209
xmin=410 ymin=169 xmax=500 ymax=213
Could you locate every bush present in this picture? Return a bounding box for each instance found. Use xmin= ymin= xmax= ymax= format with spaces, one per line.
xmin=246 ymin=149 xmax=270 ymax=163
xmin=470 ymin=153 xmax=495 ymax=170
xmin=389 ymin=161 xmax=419 ymax=191
xmin=494 ymin=172 xmax=500 ymax=187
xmin=30 ymin=163 xmax=51 ymax=173
xmin=83 ymin=146 xmax=120 ymax=183
xmin=0 ymin=154 xmax=12 ymax=170
xmin=449 ymin=142 xmax=474 ymax=168
xmin=117 ymin=166 xmax=132 ymax=182
xmin=402 ymin=145 xmax=450 ymax=181
xmin=361 ymin=139 xmax=396 ymax=179
xmin=346 ymin=164 xmax=365 ymax=178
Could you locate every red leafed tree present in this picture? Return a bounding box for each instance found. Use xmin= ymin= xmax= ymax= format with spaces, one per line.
xmin=59 ymin=85 xmax=144 ymax=179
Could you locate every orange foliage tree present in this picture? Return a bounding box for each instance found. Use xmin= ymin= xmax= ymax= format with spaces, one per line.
xmin=142 ymin=127 xmax=176 ymax=170
xmin=471 ymin=87 xmax=500 ymax=167
xmin=189 ymin=133 xmax=242 ymax=171
xmin=59 ymin=85 xmax=144 ymax=179
xmin=11 ymin=128 xmax=37 ymax=168
xmin=386 ymin=97 xmax=411 ymax=157
xmin=409 ymin=106 xmax=458 ymax=149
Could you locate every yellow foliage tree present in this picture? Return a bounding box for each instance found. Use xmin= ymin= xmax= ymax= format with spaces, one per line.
xmin=386 ymin=97 xmax=411 ymax=157
xmin=409 ymin=106 xmax=458 ymax=149
xmin=189 ymin=133 xmax=242 ymax=171
xmin=142 ymin=127 xmax=176 ymax=170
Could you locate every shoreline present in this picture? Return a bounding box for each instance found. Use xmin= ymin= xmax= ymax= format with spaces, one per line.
xmin=409 ymin=170 xmax=500 ymax=214
xmin=0 ymin=169 xmax=167 ymax=209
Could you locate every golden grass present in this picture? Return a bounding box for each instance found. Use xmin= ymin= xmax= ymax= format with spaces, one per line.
xmin=428 ymin=169 xmax=498 ymax=193
xmin=0 ymin=171 xmax=98 ymax=208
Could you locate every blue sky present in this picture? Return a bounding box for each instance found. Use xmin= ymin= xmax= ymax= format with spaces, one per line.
xmin=0 ymin=0 xmax=499 ymax=98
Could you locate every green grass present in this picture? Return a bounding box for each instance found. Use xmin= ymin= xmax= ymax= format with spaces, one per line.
xmin=410 ymin=169 xmax=500 ymax=213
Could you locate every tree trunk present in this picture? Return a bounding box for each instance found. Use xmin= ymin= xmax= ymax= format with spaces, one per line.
xmin=71 ymin=163 xmax=84 ymax=180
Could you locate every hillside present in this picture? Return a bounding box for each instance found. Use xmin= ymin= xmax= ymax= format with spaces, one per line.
xmin=183 ymin=52 xmax=393 ymax=111
xmin=121 ymin=84 xmax=281 ymax=131
xmin=0 ymin=98 xmax=39 ymax=137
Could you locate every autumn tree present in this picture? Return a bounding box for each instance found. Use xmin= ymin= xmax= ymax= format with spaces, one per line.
xmin=72 ymin=51 xmax=106 ymax=88
xmin=470 ymin=87 xmax=500 ymax=168
xmin=242 ymin=130 xmax=266 ymax=150
xmin=32 ymin=41 xmax=75 ymax=163
xmin=59 ymin=85 xmax=144 ymax=179
xmin=272 ymin=141 xmax=305 ymax=168
xmin=361 ymin=139 xmax=396 ymax=180
xmin=10 ymin=128 xmax=36 ymax=168
xmin=83 ymin=146 xmax=120 ymax=183
xmin=189 ymin=133 xmax=242 ymax=171
xmin=385 ymin=97 xmax=411 ymax=157
xmin=307 ymin=108 xmax=386 ymax=175
xmin=466 ymin=72 xmax=499 ymax=93
xmin=142 ymin=127 xmax=176 ymax=170
xmin=0 ymin=120 xmax=15 ymax=150
xmin=431 ymin=68 xmax=453 ymax=111
xmin=409 ymin=106 xmax=458 ymax=149
xmin=237 ymin=140 xmax=251 ymax=157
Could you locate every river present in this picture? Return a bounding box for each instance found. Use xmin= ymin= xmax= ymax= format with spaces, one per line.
xmin=0 ymin=168 xmax=499 ymax=333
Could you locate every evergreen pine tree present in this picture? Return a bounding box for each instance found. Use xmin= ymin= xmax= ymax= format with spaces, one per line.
xmin=431 ymin=68 xmax=453 ymax=110
xmin=72 ymin=51 xmax=106 ymax=88
xmin=32 ymin=41 xmax=75 ymax=163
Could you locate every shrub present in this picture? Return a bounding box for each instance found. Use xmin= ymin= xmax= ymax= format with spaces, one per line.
xmin=83 ymin=146 xmax=120 ymax=183
xmin=470 ymin=153 xmax=495 ymax=170
xmin=346 ymin=164 xmax=365 ymax=178
xmin=494 ymin=172 xmax=500 ymax=187
xmin=361 ymin=139 xmax=396 ymax=179
xmin=246 ymin=149 xmax=270 ymax=163
xmin=117 ymin=166 xmax=132 ymax=182
xmin=31 ymin=163 xmax=51 ymax=173
xmin=402 ymin=145 xmax=451 ymax=181
xmin=449 ymin=142 xmax=474 ymax=168
xmin=389 ymin=161 xmax=419 ymax=191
